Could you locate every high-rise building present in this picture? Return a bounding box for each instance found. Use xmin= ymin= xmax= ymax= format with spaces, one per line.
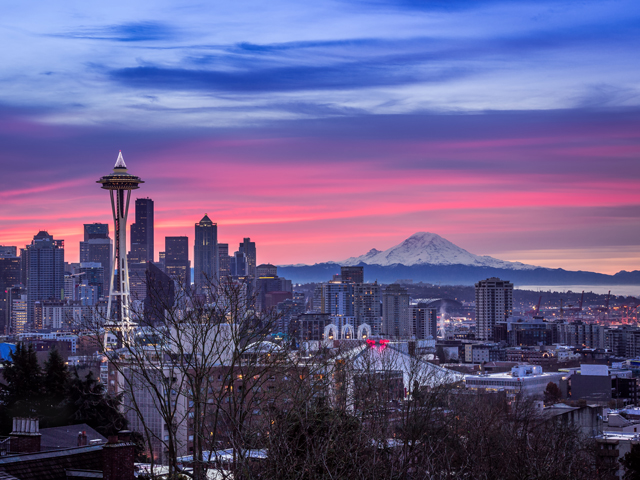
xmin=323 ymin=281 xmax=355 ymax=317
xmin=194 ymin=214 xmax=218 ymax=293
xmin=19 ymin=248 xmax=28 ymax=286
xmin=165 ymin=237 xmax=190 ymax=287
xmin=79 ymin=224 xmax=111 ymax=288
xmin=144 ymin=262 xmax=175 ymax=325
xmin=341 ymin=266 xmax=364 ymax=284
xmin=475 ymin=277 xmax=513 ymax=341
xmin=25 ymin=231 xmax=65 ymax=328
xmin=410 ymin=303 xmax=438 ymax=340
xmin=276 ymin=292 xmax=306 ymax=335
xmin=0 ymin=246 xmax=17 ymax=257
xmin=255 ymin=270 xmax=293 ymax=311
xmin=256 ymin=264 xmax=278 ymax=277
xmin=11 ymin=294 xmax=28 ymax=335
xmin=218 ymin=244 xmax=231 ymax=278
xmin=6 ymin=285 xmax=26 ymax=335
xmin=382 ymin=284 xmax=410 ymax=338
xmin=238 ymin=238 xmax=256 ymax=278
xmin=128 ymin=262 xmax=148 ymax=304
xmin=0 ymin=247 xmax=20 ymax=334
xmin=83 ymin=223 xmax=109 ymax=241
xmin=77 ymin=262 xmax=105 ymax=298
xmin=353 ymin=282 xmax=382 ymax=334
xmin=129 ymin=198 xmax=154 ymax=264
xmin=232 ymin=251 xmax=248 ymax=277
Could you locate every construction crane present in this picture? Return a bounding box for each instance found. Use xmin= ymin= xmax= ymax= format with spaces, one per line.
xmin=526 ymin=296 xmax=542 ymax=316
xmin=595 ymin=291 xmax=611 ymax=319
xmin=563 ymin=291 xmax=585 ymax=313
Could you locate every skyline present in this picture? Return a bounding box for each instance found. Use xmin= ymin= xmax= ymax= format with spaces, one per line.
xmin=2 ymin=1 xmax=640 ymax=273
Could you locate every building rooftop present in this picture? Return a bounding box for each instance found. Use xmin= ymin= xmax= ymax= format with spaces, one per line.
xmin=0 ymin=446 xmax=103 ymax=480
xmin=40 ymin=424 xmax=106 ymax=450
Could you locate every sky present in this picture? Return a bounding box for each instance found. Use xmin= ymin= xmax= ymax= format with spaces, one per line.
xmin=1 ymin=0 xmax=640 ymax=274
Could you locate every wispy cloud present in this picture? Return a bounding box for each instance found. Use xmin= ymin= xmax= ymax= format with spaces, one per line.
xmin=109 ymin=63 xmax=468 ymax=93
xmin=51 ymin=21 xmax=178 ymax=42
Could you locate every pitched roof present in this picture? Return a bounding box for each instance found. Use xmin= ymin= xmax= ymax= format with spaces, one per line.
xmin=199 ymin=214 xmax=213 ymax=225
xmin=40 ymin=424 xmax=106 ymax=450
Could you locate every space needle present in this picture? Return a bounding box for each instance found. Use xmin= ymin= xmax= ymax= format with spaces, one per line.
xmin=97 ymin=151 xmax=143 ymax=346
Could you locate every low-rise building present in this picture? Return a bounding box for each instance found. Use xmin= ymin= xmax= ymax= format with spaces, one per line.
xmin=464 ymin=343 xmax=505 ymax=363
xmin=465 ymin=364 xmax=564 ymax=396
xmin=505 ymin=347 xmax=556 ymax=369
xmin=569 ymin=364 xmax=639 ymax=405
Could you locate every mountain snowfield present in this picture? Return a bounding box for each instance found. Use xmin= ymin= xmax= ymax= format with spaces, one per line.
xmin=340 ymin=232 xmax=539 ymax=270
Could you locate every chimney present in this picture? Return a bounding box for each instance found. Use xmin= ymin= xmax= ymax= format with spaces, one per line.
xmin=77 ymin=430 xmax=88 ymax=447
xmin=9 ymin=418 xmax=41 ymax=454
xmin=102 ymin=430 xmax=135 ymax=480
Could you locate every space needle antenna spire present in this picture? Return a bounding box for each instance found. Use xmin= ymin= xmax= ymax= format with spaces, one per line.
xmin=97 ymin=151 xmax=144 ymax=347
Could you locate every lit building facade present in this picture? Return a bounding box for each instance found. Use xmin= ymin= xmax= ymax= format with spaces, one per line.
xmin=238 ymin=238 xmax=256 ymax=278
xmin=475 ymin=277 xmax=513 ymax=341
xmin=382 ymin=284 xmax=411 ymax=338
xmin=129 ymin=198 xmax=154 ymax=264
xmin=194 ymin=214 xmax=218 ymax=293
xmin=79 ymin=223 xmax=111 ymax=288
xmin=165 ymin=236 xmax=190 ymax=287
xmin=25 ymin=231 xmax=65 ymax=328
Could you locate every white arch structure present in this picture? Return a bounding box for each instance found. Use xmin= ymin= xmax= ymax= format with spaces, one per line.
xmin=357 ymin=323 xmax=371 ymax=339
xmin=324 ymin=323 xmax=339 ymax=346
xmin=341 ymin=324 xmax=354 ymax=340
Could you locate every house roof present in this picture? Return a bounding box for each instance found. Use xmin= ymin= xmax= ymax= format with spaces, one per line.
xmin=0 ymin=446 xmax=103 ymax=480
xmin=40 ymin=424 xmax=106 ymax=450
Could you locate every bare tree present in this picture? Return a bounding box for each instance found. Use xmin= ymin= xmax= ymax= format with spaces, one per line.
xmin=85 ymin=274 xmax=286 ymax=480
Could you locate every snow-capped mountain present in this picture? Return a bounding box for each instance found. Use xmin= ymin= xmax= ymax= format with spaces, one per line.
xmin=341 ymin=232 xmax=538 ymax=270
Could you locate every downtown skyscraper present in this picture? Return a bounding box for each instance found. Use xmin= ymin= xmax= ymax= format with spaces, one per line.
xmin=129 ymin=198 xmax=154 ymax=264
xmin=0 ymin=246 xmax=20 ymax=334
xmin=25 ymin=231 xmax=64 ymax=328
xmin=79 ymin=223 xmax=111 ymax=288
xmin=238 ymin=238 xmax=256 ymax=278
xmin=194 ymin=214 xmax=218 ymax=293
xmin=165 ymin=236 xmax=190 ymax=287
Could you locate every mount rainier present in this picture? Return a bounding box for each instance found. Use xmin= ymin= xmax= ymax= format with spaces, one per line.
xmin=341 ymin=232 xmax=537 ymax=270
xmin=277 ymin=232 xmax=640 ymax=285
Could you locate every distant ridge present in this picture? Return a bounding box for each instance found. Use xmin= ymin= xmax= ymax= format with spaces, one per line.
xmin=277 ymin=232 xmax=640 ymax=286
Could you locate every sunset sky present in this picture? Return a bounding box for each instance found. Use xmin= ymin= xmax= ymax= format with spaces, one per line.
xmin=1 ymin=0 xmax=640 ymax=273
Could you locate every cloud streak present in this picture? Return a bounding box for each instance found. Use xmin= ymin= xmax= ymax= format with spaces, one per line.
xmin=51 ymin=22 xmax=178 ymax=42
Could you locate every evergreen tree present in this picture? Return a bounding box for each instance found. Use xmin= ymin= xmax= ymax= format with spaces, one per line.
xmin=543 ymin=381 xmax=562 ymax=405
xmin=41 ymin=349 xmax=71 ymax=427
xmin=1 ymin=343 xmax=43 ymax=422
xmin=68 ymin=370 xmax=127 ymax=436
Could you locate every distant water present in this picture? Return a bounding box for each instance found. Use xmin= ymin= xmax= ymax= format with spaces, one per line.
xmin=516 ymin=285 xmax=640 ymax=296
